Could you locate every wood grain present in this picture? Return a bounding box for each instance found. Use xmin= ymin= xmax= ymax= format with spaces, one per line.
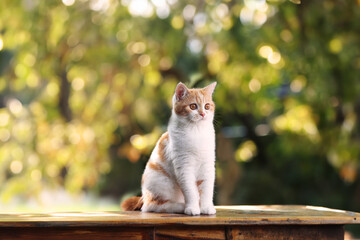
xmin=0 ymin=205 xmax=357 ymax=240
xmin=226 ymin=225 xmax=344 ymax=240
xmin=155 ymin=226 xmax=225 ymax=240
xmin=0 ymin=227 xmax=154 ymax=240
xmin=0 ymin=205 xmax=358 ymax=227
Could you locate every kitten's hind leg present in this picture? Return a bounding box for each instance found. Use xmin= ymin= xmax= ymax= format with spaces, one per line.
xmin=141 ymin=190 xmax=185 ymax=213
xmin=142 ymin=201 xmax=185 ymax=213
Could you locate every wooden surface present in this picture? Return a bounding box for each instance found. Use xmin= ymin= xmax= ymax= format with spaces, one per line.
xmin=0 ymin=205 xmax=359 ymax=240
xmin=0 ymin=205 xmax=358 ymax=227
xmin=0 ymin=225 xmax=345 ymax=240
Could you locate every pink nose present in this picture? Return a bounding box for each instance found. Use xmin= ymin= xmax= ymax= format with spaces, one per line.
xmin=200 ymin=112 xmax=205 ymax=117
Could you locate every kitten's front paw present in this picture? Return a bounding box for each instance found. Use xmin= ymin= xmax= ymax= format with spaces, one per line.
xmin=201 ymin=205 xmax=216 ymax=215
xmin=184 ymin=206 xmax=200 ymax=216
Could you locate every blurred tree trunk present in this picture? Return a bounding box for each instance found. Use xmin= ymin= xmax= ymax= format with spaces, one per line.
xmin=58 ymin=42 xmax=72 ymax=122
xmin=59 ymin=70 xmax=72 ymax=122
xmin=216 ymin=132 xmax=241 ymax=205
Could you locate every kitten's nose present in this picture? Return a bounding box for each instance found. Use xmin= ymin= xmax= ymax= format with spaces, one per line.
xmin=200 ymin=112 xmax=205 ymax=117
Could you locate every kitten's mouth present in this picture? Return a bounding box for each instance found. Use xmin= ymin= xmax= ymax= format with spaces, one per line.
xmin=193 ymin=116 xmax=206 ymax=122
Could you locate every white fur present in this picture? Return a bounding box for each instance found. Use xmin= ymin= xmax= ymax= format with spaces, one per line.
xmin=141 ymin=83 xmax=216 ymax=215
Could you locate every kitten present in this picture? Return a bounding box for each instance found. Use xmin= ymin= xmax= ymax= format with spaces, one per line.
xmin=121 ymin=82 xmax=217 ymax=215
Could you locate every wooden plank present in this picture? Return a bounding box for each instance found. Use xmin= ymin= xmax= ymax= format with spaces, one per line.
xmin=155 ymin=226 xmax=225 ymax=240
xmin=0 ymin=205 xmax=358 ymax=227
xmin=0 ymin=227 xmax=154 ymax=240
xmin=225 ymin=225 xmax=344 ymax=240
xmin=0 ymin=225 xmax=346 ymax=240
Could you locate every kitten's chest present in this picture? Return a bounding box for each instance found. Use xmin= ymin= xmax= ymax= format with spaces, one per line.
xmin=172 ymin=125 xmax=215 ymax=152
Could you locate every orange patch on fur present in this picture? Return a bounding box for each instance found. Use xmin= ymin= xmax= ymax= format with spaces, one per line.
xmin=143 ymin=192 xmax=169 ymax=206
xmin=150 ymin=195 xmax=169 ymax=205
xmin=196 ymin=180 xmax=204 ymax=187
xmin=158 ymin=132 xmax=169 ymax=162
xmin=174 ymin=103 xmax=191 ymax=116
xmin=141 ymin=174 xmax=145 ymax=185
xmin=197 ymin=180 xmax=204 ymax=197
xmin=148 ymin=161 xmax=171 ymax=178
xmin=195 ymin=91 xmax=202 ymax=104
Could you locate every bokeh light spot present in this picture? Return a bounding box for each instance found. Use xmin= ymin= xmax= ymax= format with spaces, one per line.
xmin=138 ymin=54 xmax=151 ymax=67
xmin=171 ymin=15 xmax=184 ymax=29
xmin=130 ymin=134 xmax=147 ymax=151
xmin=0 ymin=129 xmax=10 ymax=142
xmin=128 ymin=0 xmax=153 ymax=17
xmin=10 ymin=160 xmax=23 ymax=174
xmin=183 ymin=4 xmax=196 ymax=21
xmin=249 ymin=78 xmax=261 ymax=93
xmin=72 ymin=77 xmax=85 ymax=91
xmin=187 ymin=38 xmax=203 ymax=54
xmin=159 ymin=57 xmax=172 ymax=70
xmin=236 ymin=140 xmax=257 ymax=162
xmin=258 ymin=45 xmax=273 ymax=58
xmin=46 ymin=82 xmax=60 ymax=97
xmin=255 ymin=124 xmax=271 ymax=136
xmin=62 ymin=0 xmax=75 ymax=6
xmin=31 ymin=169 xmax=42 ymax=181
xmin=145 ymin=70 xmax=161 ymax=86
xmin=8 ymin=99 xmax=23 ymax=116
xmin=267 ymin=51 xmax=281 ymax=64
xmin=329 ymin=38 xmax=343 ymax=54
xmin=290 ymin=75 xmax=307 ymax=93
xmin=215 ymin=4 xmax=229 ymax=19
xmin=130 ymin=42 xmax=146 ymax=54
xmin=0 ymin=37 xmax=3 ymax=51
xmin=0 ymin=112 xmax=10 ymax=126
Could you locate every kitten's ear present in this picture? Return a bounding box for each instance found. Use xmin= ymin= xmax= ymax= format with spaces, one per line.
xmin=175 ymin=82 xmax=189 ymax=101
xmin=204 ymin=82 xmax=217 ymax=95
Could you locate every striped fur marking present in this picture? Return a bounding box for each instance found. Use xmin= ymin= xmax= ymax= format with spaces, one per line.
xmin=148 ymin=161 xmax=171 ymax=178
xmin=150 ymin=195 xmax=169 ymax=205
xmin=158 ymin=132 xmax=169 ymax=162
xmin=144 ymin=192 xmax=169 ymax=206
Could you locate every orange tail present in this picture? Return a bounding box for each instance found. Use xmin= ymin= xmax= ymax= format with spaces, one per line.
xmin=121 ymin=196 xmax=143 ymax=211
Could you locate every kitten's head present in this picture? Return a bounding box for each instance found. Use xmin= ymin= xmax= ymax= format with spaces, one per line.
xmin=172 ymin=82 xmax=217 ymax=123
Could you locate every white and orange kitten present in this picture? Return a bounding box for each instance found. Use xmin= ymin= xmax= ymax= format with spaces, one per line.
xmin=122 ymin=82 xmax=217 ymax=215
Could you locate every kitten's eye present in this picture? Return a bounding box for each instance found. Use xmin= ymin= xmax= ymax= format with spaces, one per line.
xmin=205 ymin=103 xmax=210 ymax=110
xmin=189 ymin=103 xmax=197 ymax=110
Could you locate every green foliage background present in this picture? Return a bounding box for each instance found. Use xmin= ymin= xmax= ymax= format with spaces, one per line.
xmin=0 ymin=0 xmax=359 ymax=231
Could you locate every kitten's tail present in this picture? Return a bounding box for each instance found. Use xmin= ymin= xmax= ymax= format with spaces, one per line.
xmin=121 ymin=196 xmax=143 ymax=211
